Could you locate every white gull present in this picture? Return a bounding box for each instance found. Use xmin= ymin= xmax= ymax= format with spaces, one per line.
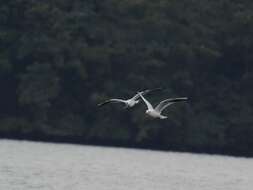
xmin=98 ymin=88 xmax=162 ymax=109
xmin=138 ymin=92 xmax=188 ymax=119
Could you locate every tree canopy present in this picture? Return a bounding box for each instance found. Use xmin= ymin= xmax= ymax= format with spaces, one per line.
xmin=1 ymin=0 xmax=253 ymax=156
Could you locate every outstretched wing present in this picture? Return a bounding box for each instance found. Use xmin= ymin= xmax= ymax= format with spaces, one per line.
xmin=138 ymin=93 xmax=154 ymax=110
xmin=155 ymin=97 xmax=188 ymax=113
xmin=132 ymin=87 xmax=163 ymax=101
xmin=97 ymin=99 xmax=126 ymax=107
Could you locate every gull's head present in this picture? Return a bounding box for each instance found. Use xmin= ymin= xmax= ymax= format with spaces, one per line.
xmin=145 ymin=110 xmax=151 ymax=114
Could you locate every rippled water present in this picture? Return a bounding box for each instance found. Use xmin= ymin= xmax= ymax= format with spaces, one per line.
xmin=0 ymin=140 xmax=252 ymax=190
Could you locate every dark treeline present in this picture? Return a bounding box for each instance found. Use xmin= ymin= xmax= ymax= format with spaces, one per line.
xmin=1 ymin=0 xmax=253 ymax=156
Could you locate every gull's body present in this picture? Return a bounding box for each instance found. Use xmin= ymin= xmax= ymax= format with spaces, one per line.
xmin=138 ymin=92 xmax=188 ymax=119
xmin=98 ymin=88 xmax=162 ymax=108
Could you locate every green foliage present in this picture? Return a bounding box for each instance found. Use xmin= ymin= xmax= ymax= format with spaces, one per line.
xmin=0 ymin=0 xmax=253 ymax=156
xmin=18 ymin=63 xmax=60 ymax=107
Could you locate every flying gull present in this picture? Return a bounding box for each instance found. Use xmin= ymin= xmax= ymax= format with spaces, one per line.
xmin=138 ymin=92 xmax=188 ymax=119
xmin=98 ymin=88 xmax=162 ymax=108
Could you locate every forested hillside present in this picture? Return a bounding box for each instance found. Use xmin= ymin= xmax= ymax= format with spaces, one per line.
xmin=1 ymin=0 xmax=253 ymax=156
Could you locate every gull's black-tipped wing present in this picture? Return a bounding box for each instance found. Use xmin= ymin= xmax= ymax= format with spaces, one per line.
xmin=97 ymin=99 xmax=126 ymax=107
xmin=132 ymin=87 xmax=163 ymax=100
xmin=155 ymin=97 xmax=188 ymax=113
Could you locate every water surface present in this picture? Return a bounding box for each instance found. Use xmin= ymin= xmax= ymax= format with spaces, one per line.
xmin=0 ymin=140 xmax=252 ymax=190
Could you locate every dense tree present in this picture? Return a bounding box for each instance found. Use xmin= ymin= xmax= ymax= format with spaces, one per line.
xmin=0 ymin=0 xmax=253 ymax=156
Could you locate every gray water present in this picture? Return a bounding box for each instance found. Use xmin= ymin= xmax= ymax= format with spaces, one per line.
xmin=0 ymin=140 xmax=252 ymax=190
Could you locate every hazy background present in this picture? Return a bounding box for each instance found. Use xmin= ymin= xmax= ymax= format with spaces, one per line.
xmin=0 ymin=0 xmax=253 ymax=156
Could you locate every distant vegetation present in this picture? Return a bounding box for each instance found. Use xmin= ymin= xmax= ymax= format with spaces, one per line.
xmin=1 ymin=0 xmax=253 ymax=156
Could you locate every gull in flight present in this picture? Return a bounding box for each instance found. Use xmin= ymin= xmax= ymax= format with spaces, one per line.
xmin=98 ymin=88 xmax=162 ymax=108
xmin=138 ymin=92 xmax=188 ymax=119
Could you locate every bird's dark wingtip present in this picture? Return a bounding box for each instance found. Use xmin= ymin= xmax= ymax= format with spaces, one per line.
xmin=97 ymin=101 xmax=107 ymax=107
